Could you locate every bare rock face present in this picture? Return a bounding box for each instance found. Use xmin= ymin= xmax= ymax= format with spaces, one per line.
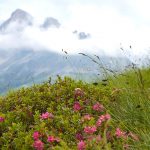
xmin=42 ymin=17 xmax=61 ymax=29
xmin=73 ymin=30 xmax=91 ymax=40
xmin=0 ymin=9 xmax=33 ymax=33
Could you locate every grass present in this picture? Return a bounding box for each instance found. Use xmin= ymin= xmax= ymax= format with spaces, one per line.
xmin=0 ymin=67 xmax=150 ymax=149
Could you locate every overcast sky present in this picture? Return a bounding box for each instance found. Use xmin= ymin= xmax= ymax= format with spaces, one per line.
xmin=0 ymin=0 xmax=150 ymax=57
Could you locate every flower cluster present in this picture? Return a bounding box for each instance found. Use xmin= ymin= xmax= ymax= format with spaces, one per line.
xmin=40 ymin=112 xmax=54 ymax=120
xmin=77 ymin=140 xmax=86 ymax=150
xmin=47 ymin=136 xmax=60 ymax=143
xmin=92 ymin=102 xmax=104 ymax=111
xmin=33 ymin=140 xmax=44 ymax=150
xmin=0 ymin=117 xmax=5 ymax=122
xmin=73 ymin=102 xmax=82 ymax=111
xmin=33 ymin=131 xmax=41 ymax=141
xmin=74 ymin=88 xmax=84 ymax=99
xmin=84 ymin=126 xmax=97 ymax=134
xmin=115 ymin=128 xmax=126 ymax=138
xmin=96 ymin=114 xmax=111 ymax=127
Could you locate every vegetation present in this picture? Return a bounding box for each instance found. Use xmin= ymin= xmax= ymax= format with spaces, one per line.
xmin=0 ymin=67 xmax=150 ymax=149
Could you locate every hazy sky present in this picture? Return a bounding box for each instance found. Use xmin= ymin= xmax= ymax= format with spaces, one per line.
xmin=0 ymin=0 xmax=150 ymax=56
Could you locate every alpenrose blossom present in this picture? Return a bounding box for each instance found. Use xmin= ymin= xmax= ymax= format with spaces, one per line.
xmin=40 ymin=112 xmax=53 ymax=120
xmin=87 ymin=135 xmax=101 ymax=143
xmin=33 ymin=140 xmax=44 ymax=150
xmin=115 ymin=128 xmax=126 ymax=138
xmin=96 ymin=114 xmax=111 ymax=127
xmin=74 ymin=88 xmax=84 ymax=99
xmin=84 ymin=126 xmax=97 ymax=134
xmin=92 ymin=102 xmax=104 ymax=111
xmin=47 ymin=136 xmax=60 ymax=143
xmin=33 ymin=131 xmax=40 ymax=140
xmin=77 ymin=140 xmax=86 ymax=150
xmin=105 ymin=114 xmax=111 ymax=120
xmin=73 ymin=102 xmax=82 ymax=111
xmin=76 ymin=133 xmax=84 ymax=141
xmin=0 ymin=117 xmax=4 ymax=122
xmin=81 ymin=114 xmax=92 ymax=122
xmin=128 ymin=132 xmax=139 ymax=141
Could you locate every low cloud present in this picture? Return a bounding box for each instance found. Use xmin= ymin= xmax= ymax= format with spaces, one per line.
xmin=0 ymin=2 xmax=150 ymax=58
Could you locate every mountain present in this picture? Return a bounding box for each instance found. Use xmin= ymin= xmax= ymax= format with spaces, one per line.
xmin=0 ymin=9 xmax=131 ymax=94
xmin=0 ymin=9 xmax=33 ymax=33
xmin=73 ymin=30 xmax=91 ymax=40
xmin=41 ymin=17 xmax=61 ymax=29
xmin=0 ymin=49 xmax=131 ymax=94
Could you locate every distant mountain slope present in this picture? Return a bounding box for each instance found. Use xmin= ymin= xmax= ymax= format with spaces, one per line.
xmin=0 ymin=9 xmax=131 ymax=94
xmin=0 ymin=49 xmax=131 ymax=94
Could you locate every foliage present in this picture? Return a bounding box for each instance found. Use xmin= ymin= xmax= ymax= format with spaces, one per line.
xmin=0 ymin=68 xmax=149 ymax=149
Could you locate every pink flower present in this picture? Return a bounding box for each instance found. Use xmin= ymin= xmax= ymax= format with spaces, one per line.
xmin=54 ymin=137 xmax=60 ymax=143
xmin=47 ymin=136 xmax=60 ymax=143
xmin=106 ymin=131 xmax=112 ymax=140
xmin=40 ymin=112 xmax=53 ymax=120
xmin=77 ymin=140 xmax=86 ymax=150
xmin=123 ymin=144 xmax=129 ymax=150
xmin=115 ymin=128 xmax=126 ymax=138
xmin=105 ymin=114 xmax=111 ymax=120
xmin=76 ymin=133 xmax=84 ymax=141
xmin=0 ymin=117 xmax=5 ymax=122
xmin=96 ymin=114 xmax=111 ymax=127
xmin=82 ymin=114 xmax=92 ymax=121
xmin=96 ymin=135 xmax=102 ymax=142
xmin=92 ymin=102 xmax=104 ymax=111
xmin=84 ymin=126 xmax=97 ymax=134
xmin=87 ymin=135 xmax=101 ymax=143
xmin=47 ymin=136 xmax=55 ymax=142
xmin=96 ymin=119 xmax=102 ymax=127
xmin=99 ymin=115 xmax=106 ymax=122
xmin=74 ymin=88 xmax=84 ymax=99
xmin=73 ymin=102 xmax=82 ymax=111
xmin=33 ymin=131 xmax=40 ymax=140
xmin=128 ymin=132 xmax=139 ymax=141
xmin=33 ymin=140 xmax=44 ymax=150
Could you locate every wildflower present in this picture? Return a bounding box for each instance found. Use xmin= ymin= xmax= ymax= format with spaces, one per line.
xmin=54 ymin=137 xmax=60 ymax=143
xmin=96 ymin=135 xmax=102 ymax=142
xmin=33 ymin=131 xmax=40 ymax=140
xmin=84 ymin=126 xmax=97 ymax=134
xmin=115 ymin=128 xmax=126 ymax=138
xmin=73 ymin=102 xmax=82 ymax=111
xmin=99 ymin=115 xmax=105 ymax=122
xmin=0 ymin=117 xmax=4 ymax=122
xmin=87 ymin=135 xmax=101 ymax=143
xmin=105 ymin=114 xmax=111 ymax=120
xmin=92 ymin=102 xmax=104 ymax=111
xmin=33 ymin=140 xmax=44 ymax=150
xmin=40 ymin=112 xmax=53 ymax=120
xmin=128 ymin=132 xmax=139 ymax=141
xmin=77 ymin=140 xmax=86 ymax=150
xmin=96 ymin=114 xmax=111 ymax=127
xmin=123 ymin=144 xmax=129 ymax=150
xmin=76 ymin=133 xmax=84 ymax=141
xmin=96 ymin=119 xmax=102 ymax=127
xmin=47 ymin=136 xmax=60 ymax=143
xmin=47 ymin=136 xmax=55 ymax=142
xmin=106 ymin=131 xmax=112 ymax=140
xmin=74 ymin=88 xmax=84 ymax=99
xmin=81 ymin=114 xmax=92 ymax=122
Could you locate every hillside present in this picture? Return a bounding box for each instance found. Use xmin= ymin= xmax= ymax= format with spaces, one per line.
xmin=0 ymin=49 xmax=130 ymax=94
xmin=0 ymin=68 xmax=149 ymax=149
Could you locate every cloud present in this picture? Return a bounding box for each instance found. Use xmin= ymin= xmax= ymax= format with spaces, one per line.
xmin=0 ymin=0 xmax=150 ymax=58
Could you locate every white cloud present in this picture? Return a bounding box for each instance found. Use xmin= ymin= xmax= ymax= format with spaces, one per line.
xmin=0 ymin=0 xmax=150 ymax=57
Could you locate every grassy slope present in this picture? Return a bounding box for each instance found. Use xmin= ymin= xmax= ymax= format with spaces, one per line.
xmin=0 ymin=68 xmax=150 ymax=149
